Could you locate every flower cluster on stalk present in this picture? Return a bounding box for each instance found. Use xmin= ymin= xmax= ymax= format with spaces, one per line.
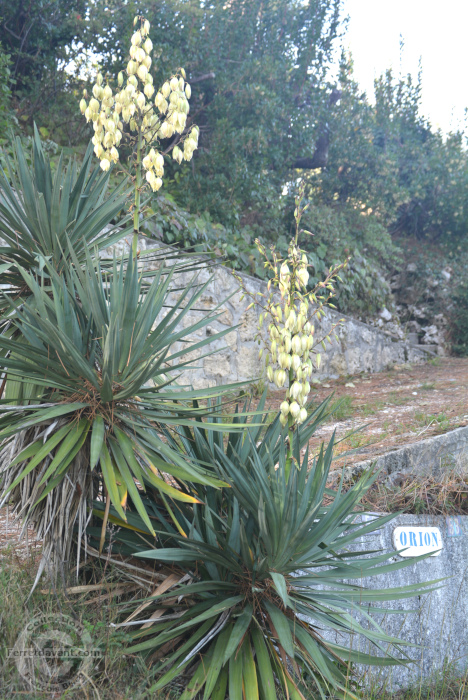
xmin=238 ymin=186 xmax=348 ymax=429
xmin=79 ymin=15 xmax=199 ymax=189
xmin=262 ymin=246 xmax=316 ymax=426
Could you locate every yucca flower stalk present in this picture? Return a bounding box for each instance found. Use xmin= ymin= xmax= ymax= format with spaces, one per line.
xmin=80 ymin=14 xmax=199 ymax=257
xmin=237 ymin=183 xmax=348 ymax=478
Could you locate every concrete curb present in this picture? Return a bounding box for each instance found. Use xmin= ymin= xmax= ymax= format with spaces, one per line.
xmin=347 ymin=425 xmax=468 ymax=480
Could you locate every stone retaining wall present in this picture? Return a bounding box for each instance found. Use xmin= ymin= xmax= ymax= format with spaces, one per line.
xmin=107 ymin=234 xmax=430 ymax=389
xmin=324 ymin=513 xmax=468 ymax=690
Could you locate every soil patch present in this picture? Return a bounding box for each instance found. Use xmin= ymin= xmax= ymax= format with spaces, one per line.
xmin=263 ymin=356 xmax=468 ymax=471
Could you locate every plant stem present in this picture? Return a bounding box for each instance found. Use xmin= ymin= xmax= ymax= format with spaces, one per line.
xmin=132 ymin=125 xmax=143 ymax=258
xmin=285 ymin=367 xmax=294 ymax=481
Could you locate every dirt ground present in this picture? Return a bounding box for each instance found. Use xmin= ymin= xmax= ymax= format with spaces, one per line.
xmin=264 ymin=356 xmax=468 ymax=470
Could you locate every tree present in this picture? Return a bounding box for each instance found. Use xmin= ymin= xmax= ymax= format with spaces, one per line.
xmin=79 ymin=0 xmax=343 ymax=234
xmin=0 ymin=0 xmax=86 ymax=88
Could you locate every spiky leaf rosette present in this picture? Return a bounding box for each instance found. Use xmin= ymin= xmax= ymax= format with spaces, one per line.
xmin=0 ymin=250 xmax=245 ymax=587
xmin=0 ymin=127 xmax=133 ymax=315
xmin=90 ymin=398 xmax=441 ymax=699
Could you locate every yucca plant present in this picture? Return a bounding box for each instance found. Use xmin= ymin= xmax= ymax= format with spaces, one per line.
xmin=0 ymin=127 xmax=134 ymax=313
xmin=87 ymin=398 xmax=439 ymax=699
xmin=0 ymin=248 xmax=246 ymax=587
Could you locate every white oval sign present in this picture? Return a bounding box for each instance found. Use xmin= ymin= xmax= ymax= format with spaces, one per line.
xmin=393 ymin=526 xmax=443 ymax=557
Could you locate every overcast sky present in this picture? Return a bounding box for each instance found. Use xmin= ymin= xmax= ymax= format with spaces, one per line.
xmin=339 ymin=0 xmax=468 ymax=133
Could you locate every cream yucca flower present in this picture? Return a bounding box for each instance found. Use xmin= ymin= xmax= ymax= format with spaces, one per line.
xmin=80 ymin=14 xmax=199 ymax=257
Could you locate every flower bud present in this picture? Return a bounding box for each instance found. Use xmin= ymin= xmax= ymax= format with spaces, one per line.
xmin=144 ymin=82 xmax=154 ymax=98
xmin=161 ymin=81 xmax=171 ymax=98
xmin=79 ymin=98 xmax=87 ymax=114
xmin=131 ymin=30 xmax=142 ymax=46
xmin=298 ymin=407 xmax=308 ymax=424
xmin=137 ymin=64 xmax=148 ymax=81
xmin=289 ymin=401 xmax=300 ymax=419
xmin=280 ymin=401 xmax=290 ymax=416
xmin=170 ymin=77 xmax=179 ymax=91
xmin=127 ymin=60 xmax=137 ymax=75
xmin=143 ymin=38 xmax=153 ymax=53
xmin=143 ymin=20 xmax=150 ymax=34
xmin=172 ymin=145 xmax=183 ymax=164
xmin=83 ymin=88 xmax=88 ymax=98
xmin=100 ymin=158 xmax=110 ymax=171
xmin=117 ymin=71 xmax=124 ymax=87
xmin=136 ymin=92 xmax=146 ymax=109
xmin=274 ymin=369 xmax=286 ymax=388
xmin=278 ymin=352 xmax=288 ymax=370
xmin=176 ymin=113 xmax=187 ymax=132
xmin=297 ymin=267 xmax=309 ymax=287
xmin=103 ymin=85 xmax=112 ymax=99
xmin=291 ymin=354 xmax=301 ymax=372
xmin=290 ymin=381 xmax=302 ymax=400
xmin=130 ymin=117 xmax=137 ymax=131
xmin=280 ymin=262 xmax=290 ymax=279
xmin=307 ymin=335 xmax=314 ymax=351
xmin=267 ymin=365 xmax=274 ymax=382
xmin=92 ymin=84 xmax=103 ymax=99
xmin=136 ymin=47 xmax=146 ymax=63
xmin=104 ymin=132 xmax=115 ymax=148
xmin=185 ymin=84 xmax=191 ymax=99
xmin=283 ymin=335 xmax=292 ymax=354
xmin=110 ymin=146 xmax=119 ymax=161
xmin=160 ymin=121 xmax=173 ymax=138
xmin=286 ymin=309 xmax=296 ymax=331
xmin=280 ymin=413 xmax=288 ymax=427
xmin=96 ymin=73 xmax=103 ymax=86
xmin=115 ymin=129 xmax=122 ymax=145
xmin=155 ymin=152 xmax=164 ymax=169
xmin=143 ymin=54 xmax=151 ymax=69
xmin=291 ymin=335 xmax=301 ymax=354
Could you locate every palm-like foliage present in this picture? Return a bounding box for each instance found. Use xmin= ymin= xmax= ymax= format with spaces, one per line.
xmin=88 ymin=400 xmax=440 ymax=699
xmin=0 ymin=251 xmax=244 ymax=585
xmin=0 ymin=127 xmax=131 ymax=313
